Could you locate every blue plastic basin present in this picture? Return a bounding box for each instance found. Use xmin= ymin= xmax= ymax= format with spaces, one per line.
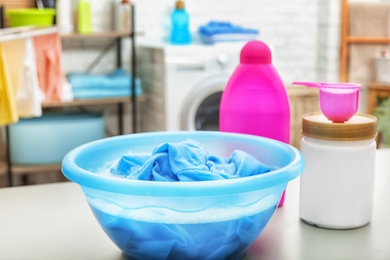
xmin=62 ymin=131 xmax=304 ymax=260
xmin=9 ymin=112 xmax=104 ymax=165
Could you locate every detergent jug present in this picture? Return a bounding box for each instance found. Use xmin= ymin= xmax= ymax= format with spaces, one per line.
xmin=220 ymin=40 xmax=290 ymax=206
xmin=170 ymin=0 xmax=191 ymax=45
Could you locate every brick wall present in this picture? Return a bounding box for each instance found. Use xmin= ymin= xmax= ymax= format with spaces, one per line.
xmin=62 ymin=0 xmax=343 ymax=83
xmin=133 ymin=0 xmax=320 ymax=82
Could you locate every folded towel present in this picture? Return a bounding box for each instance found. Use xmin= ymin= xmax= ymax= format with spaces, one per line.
xmin=108 ymin=139 xmax=270 ymax=181
xmin=67 ymin=68 xmax=142 ymax=99
xmin=68 ymin=68 xmax=135 ymax=89
xmin=199 ymin=21 xmax=259 ymax=36
xmin=200 ymin=33 xmax=259 ymax=44
xmin=71 ymin=87 xmax=141 ymax=99
xmin=198 ymin=21 xmax=259 ymax=44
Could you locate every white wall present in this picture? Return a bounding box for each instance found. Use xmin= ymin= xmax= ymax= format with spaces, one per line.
xmin=133 ymin=0 xmax=320 ymax=83
xmin=62 ymin=0 xmax=343 ymax=84
xmin=317 ymin=0 xmax=341 ymax=82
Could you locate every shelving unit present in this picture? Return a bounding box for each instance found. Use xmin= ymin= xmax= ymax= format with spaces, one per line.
xmin=42 ymin=96 xmax=143 ymax=108
xmin=339 ymin=0 xmax=390 ymax=82
xmin=339 ymin=0 xmax=390 ymax=147
xmin=60 ymin=17 xmax=139 ymax=135
xmin=0 ymin=5 xmax=139 ymax=187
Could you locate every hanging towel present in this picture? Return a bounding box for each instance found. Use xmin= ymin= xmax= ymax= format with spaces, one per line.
xmin=33 ymin=33 xmax=66 ymax=102
xmin=108 ymin=139 xmax=270 ymax=181
xmin=0 ymin=43 xmax=18 ymax=126
xmin=2 ymin=38 xmax=44 ymax=118
xmin=1 ymin=39 xmax=25 ymax=96
xmin=16 ymin=38 xmax=44 ymax=117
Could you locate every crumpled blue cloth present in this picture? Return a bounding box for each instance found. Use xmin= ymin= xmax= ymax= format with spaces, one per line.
xmin=103 ymin=140 xmax=274 ymax=259
xmin=109 ymin=139 xmax=270 ymax=181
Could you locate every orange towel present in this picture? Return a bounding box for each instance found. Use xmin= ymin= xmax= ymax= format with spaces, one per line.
xmin=33 ymin=33 xmax=65 ymax=102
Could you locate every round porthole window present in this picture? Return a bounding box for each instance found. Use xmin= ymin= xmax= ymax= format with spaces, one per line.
xmin=180 ymin=74 xmax=228 ymax=131
xmin=194 ymin=92 xmax=222 ymax=131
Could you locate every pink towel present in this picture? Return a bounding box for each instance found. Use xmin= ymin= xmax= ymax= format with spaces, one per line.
xmin=33 ymin=33 xmax=65 ymax=102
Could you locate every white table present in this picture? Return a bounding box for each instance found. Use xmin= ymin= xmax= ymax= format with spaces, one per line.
xmin=0 ymin=149 xmax=389 ymax=260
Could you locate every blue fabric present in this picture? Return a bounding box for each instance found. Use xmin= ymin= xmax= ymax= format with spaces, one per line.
xmin=109 ymin=139 xmax=270 ymax=181
xmin=91 ymin=204 xmax=276 ymax=260
xmin=67 ymin=68 xmax=142 ymax=99
xmin=104 ymin=140 xmax=274 ymax=259
xmin=198 ymin=21 xmax=259 ymax=36
xmin=71 ymin=87 xmax=142 ymax=99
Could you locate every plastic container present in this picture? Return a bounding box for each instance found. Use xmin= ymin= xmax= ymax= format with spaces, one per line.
xmin=62 ymin=131 xmax=304 ymax=260
xmin=41 ymin=0 xmax=56 ymax=8
xmin=220 ymin=40 xmax=290 ymax=206
xmin=56 ymin=0 xmax=74 ymax=33
xmin=6 ymin=8 xmax=55 ymax=27
xmin=9 ymin=112 xmax=104 ymax=165
xmin=77 ymin=0 xmax=92 ymax=34
xmin=300 ymin=112 xmax=377 ymax=229
xmin=113 ymin=0 xmax=131 ymax=32
xmin=293 ymin=81 xmax=361 ymax=123
xmin=170 ymin=0 xmax=191 ymax=45
xmin=375 ymin=51 xmax=390 ymax=84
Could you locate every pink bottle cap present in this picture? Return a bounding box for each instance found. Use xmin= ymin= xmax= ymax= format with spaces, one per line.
xmin=240 ymin=40 xmax=272 ymax=64
xmin=293 ymin=81 xmax=361 ymax=123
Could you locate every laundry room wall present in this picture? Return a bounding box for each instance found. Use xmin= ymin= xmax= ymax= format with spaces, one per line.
xmin=133 ymin=0 xmax=323 ymax=83
xmin=62 ymin=0 xmax=343 ymax=83
xmin=61 ymin=0 xmax=344 ymax=134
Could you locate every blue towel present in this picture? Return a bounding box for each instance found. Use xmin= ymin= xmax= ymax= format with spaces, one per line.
xmin=198 ymin=21 xmax=259 ymax=44
xmin=71 ymin=87 xmax=142 ymax=99
xmin=198 ymin=21 xmax=259 ymax=36
xmin=109 ymin=139 xmax=270 ymax=181
xmin=67 ymin=68 xmax=142 ymax=99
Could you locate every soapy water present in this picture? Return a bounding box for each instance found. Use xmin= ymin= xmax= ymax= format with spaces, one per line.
xmin=82 ymin=185 xmax=282 ymax=224
xmin=90 ymin=204 xmax=277 ymax=260
xmin=82 ymin=139 xmax=282 ymax=258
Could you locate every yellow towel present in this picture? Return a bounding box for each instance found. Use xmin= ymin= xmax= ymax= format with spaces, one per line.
xmin=4 ymin=38 xmax=44 ymax=118
xmin=2 ymin=39 xmax=25 ymax=97
xmin=0 ymin=43 xmax=18 ymax=126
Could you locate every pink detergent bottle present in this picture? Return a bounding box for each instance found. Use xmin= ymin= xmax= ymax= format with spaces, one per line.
xmin=219 ymin=40 xmax=290 ymax=207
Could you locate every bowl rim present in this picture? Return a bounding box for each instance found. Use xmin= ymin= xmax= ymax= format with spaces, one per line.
xmin=61 ymin=131 xmax=304 ymax=197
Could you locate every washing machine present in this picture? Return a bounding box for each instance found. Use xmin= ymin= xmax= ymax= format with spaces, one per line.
xmin=137 ymin=40 xmax=245 ymax=132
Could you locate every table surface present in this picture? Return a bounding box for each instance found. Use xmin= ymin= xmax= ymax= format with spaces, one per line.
xmin=0 ymin=149 xmax=389 ymax=260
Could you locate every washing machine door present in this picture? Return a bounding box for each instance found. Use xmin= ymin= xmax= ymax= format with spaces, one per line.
xmin=180 ymin=74 xmax=228 ymax=131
